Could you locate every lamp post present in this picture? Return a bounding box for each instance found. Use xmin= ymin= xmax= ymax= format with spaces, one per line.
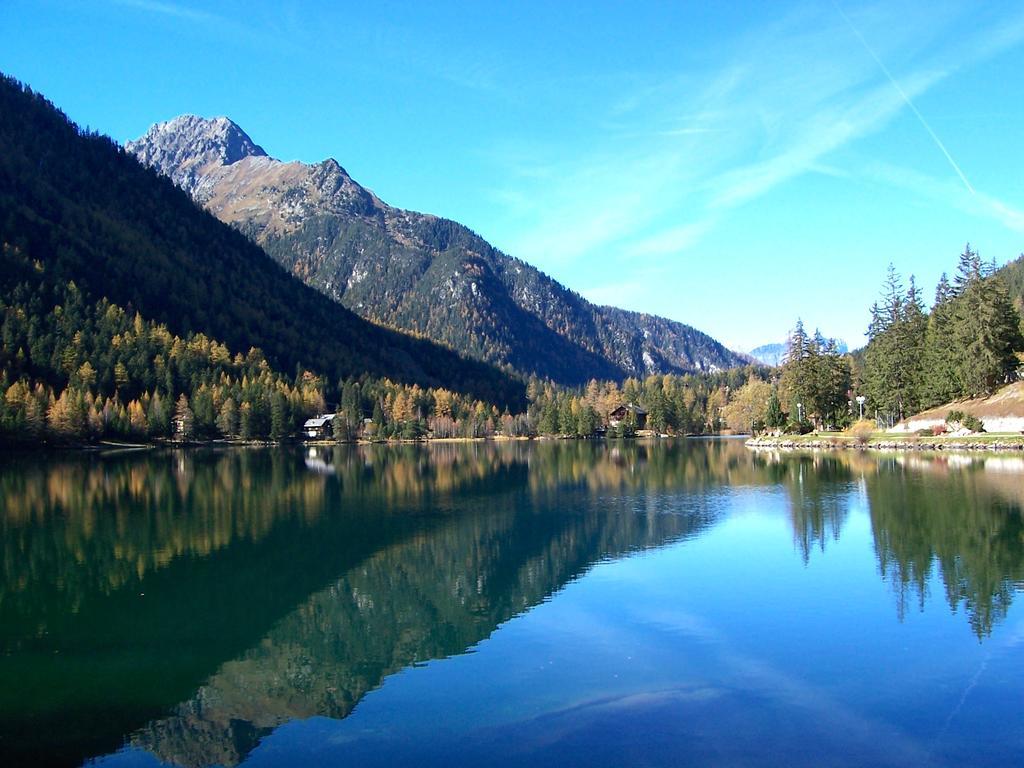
xmin=856 ymin=395 xmax=866 ymax=420
xmin=797 ymin=402 xmax=803 ymax=423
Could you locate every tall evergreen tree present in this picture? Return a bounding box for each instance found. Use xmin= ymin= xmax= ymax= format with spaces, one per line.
xmin=953 ymin=244 xmax=982 ymax=294
xmin=863 ymin=268 xmax=926 ymax=425
xmin=921 ymin=273 xmax=960 ymax=408
xmin=954 ymin=272 xmax=1023 ymax=395
xmin=764 ymin=388 xmax=784 ymax=429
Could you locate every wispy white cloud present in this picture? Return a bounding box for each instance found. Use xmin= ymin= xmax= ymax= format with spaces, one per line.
xmin=834 ymin=1 xmax=975 ymax=193
xmin=485 ymin=1 xmax=1024 ymax=282
xmin=706 ymin=68 xmax=946 ymax=210
xmin=624 ymin=221 xmax=716 ymax=258
xmin=862 ymin=160 xmax=1024 ymax=233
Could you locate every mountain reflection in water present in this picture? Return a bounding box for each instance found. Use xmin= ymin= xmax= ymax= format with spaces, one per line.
xmin=0 ymin=440 xmax=1021 ymax=767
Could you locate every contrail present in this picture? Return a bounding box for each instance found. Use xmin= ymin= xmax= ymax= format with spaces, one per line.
xmin=834 ymin=1 xmax=976 ymax=194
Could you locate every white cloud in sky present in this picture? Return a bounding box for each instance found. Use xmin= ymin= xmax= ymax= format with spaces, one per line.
xmin=862 ymin=161 xmax=1024 ymax=235
xmin=485 ymin=0 xmax=1024 ymax=322
xmin=624 ymin=221 xmax=716 ymax=259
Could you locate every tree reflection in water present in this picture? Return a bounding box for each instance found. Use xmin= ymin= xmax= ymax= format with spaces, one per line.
xmin=0 ymin=441 xmax=1021 ymax=767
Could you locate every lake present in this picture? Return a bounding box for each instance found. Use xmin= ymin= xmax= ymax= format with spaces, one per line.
xmin=2 ymin=439 xmax=1023 ymax=767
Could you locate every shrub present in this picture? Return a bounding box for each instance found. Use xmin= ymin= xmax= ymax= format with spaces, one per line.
xmin=946 ymin=410 xmax=984 ymax=433
xmin=962 ymin=414 xmax=985 ymax=433
xmin=847 ymin=419 xmax=875 ymax=446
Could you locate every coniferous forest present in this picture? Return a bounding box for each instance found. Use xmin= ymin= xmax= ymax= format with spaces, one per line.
xmin=753 ymin=245 xmax=1024 ymax=433
xmin=860 ymin=247 xmax=1023 ymax=424
xmin=0 ymin=73 xmax=525 ymax=423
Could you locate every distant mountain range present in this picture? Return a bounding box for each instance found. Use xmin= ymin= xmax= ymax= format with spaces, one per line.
xmin=748 ymin=343 xmax=788 ymax=367
xmin=127 ymin=117 xmax=748 ymax=385
xmin=749 ymin=338 xmax=848 ymax=367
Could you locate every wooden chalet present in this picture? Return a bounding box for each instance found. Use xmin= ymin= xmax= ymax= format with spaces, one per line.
xmin=303 ymin=413 xmax=337 ymax=439
xmin=608 ymin=403 xmax=647 ymax=430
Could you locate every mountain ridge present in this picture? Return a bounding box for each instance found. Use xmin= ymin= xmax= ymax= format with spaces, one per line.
xmin=127 ymin=116 xmax=748 ymax=385
xmin=0 ymin=74 xmax=525 ymax=409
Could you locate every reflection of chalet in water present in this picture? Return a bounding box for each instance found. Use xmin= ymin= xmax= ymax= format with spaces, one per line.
xmin=304 ymin=447 xmax=336 ymax=474
xmin=303 ymin=414 xmax=336 ymax=439
xmin=608 ymin=404 xmax=647 ymax=429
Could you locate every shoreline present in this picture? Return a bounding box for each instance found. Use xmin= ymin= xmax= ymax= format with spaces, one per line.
xmin=1 ymin=433 xmax=686 ymax=452
xmin=745 ymin=435 xmax=1024 ymax=452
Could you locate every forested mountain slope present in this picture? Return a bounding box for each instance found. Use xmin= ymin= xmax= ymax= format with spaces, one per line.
xmin=128 ymin=117 xmax=747 ymax=385
xmin=0 ymin=75 xmax=524 ymax=410
xmin=998 ymin=253 xmax=1024 ymax=317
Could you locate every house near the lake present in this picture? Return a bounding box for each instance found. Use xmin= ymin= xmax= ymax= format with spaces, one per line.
xmin=303 ymin=414 xmax=336 ymax=439
xmin=608 ymin=404 xmax=647 ymax=430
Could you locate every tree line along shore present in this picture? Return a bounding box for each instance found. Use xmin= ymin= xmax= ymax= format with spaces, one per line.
xmin=3 ymin=243 xmax=1020 ymax=449
xmin=720 ymin=246 xmax=1024 ymax=450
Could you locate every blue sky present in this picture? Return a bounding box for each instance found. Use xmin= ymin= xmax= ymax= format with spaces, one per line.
xmin=3 ymin=1 xmax=1024 ymax=351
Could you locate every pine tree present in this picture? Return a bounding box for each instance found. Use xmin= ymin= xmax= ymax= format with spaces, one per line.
xmin=371 ymin=399 xmax=385 ymax=437
xmin=329 ymin=412 xmax=351 ymax=442
xmin=820 ymin=338 xmax=852 ymax=429
xmin=956 ymin=272 xmax=1023 ymax=395
xmin=576 ymin=404 xmax=598 ymax=437
xmin=192 ymin=386 xmax=216 ymax=437
xmin=953 ymin=243 xmax=982 ymax=295
xmin=24 ymin=392 xmax=44 ymax=437
xmin=557 ymin=396 xmax=576 ymax=435
xmin=216 ymin=397 xmax=238 ymax=437
xmin=239 ymin=401 xmax=254 ymax=439
xmin=863 ymin=267 xmax=925 ymax=425
xmin=147 ymin=391 xmax=170 ymax=436
xmin=921 ymin=273 xmax=960 ymax=408
xmin=269 ymin=390 xmax=287 ymax=440
xmin=538 ymin=399 xmax=559 ymax=435
xmin=878 ymin=264 xmax=905 ymax=333
xmin=764 ymin=388 xmax=784 ymax=429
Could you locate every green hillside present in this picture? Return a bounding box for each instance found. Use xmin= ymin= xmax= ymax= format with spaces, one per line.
xmin=0 ymin=74 xmax=525 ymax=412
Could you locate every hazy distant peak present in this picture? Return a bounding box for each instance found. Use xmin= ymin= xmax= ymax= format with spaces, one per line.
xmin=126 ymin=114 xmax=267 ymax=194
xmin=749 ymin=337 xmax=848 ymax=367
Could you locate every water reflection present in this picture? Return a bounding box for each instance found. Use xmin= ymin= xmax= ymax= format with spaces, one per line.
xmin=0 ymin=441 xmax=1022 ymax=767
xmin=750 ymin=448 xmax=1024 ymax=637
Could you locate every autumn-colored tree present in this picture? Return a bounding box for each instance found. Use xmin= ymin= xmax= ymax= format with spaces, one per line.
xmin=722 ymin=379 xmax=773 ymax=433
xmin=175 ymin=394 xmax=194 ymax=440
xmin=128 ymin=399 xmax=148 ymax=436
xmin=216 ymin=397 xmax=238 ymax=437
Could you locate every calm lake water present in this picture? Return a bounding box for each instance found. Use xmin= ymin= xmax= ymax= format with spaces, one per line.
xmin=2 ymin=439 xmax=1023 ymax=767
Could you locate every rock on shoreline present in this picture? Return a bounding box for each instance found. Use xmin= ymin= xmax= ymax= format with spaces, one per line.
xmin=745 ymin=437 xmax=1024 ymax=452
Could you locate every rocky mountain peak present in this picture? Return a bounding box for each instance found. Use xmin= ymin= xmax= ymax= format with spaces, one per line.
xmin=124 ymin=114 xmax=746 ymax=382
xmin=126 ymin=115 xmax=267 ymax=194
